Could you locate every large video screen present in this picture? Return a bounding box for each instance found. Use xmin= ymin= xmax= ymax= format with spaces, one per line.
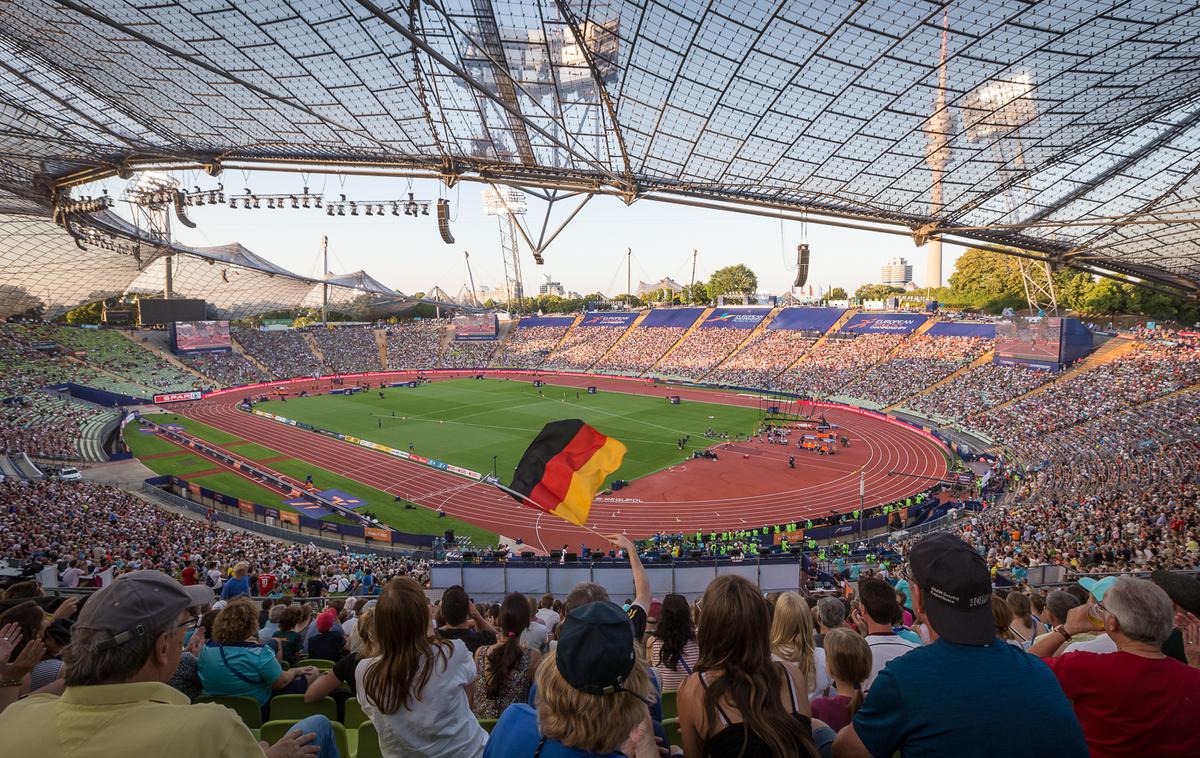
xmin=995 ymin=317 xmax=1062 ymax=362
xmin=139 ymin=298 xmax=206 ymax=325
xmin=172 ymin=321 xmax=232 ymax=353
xmin=453 ymin=313 xmax=498 ymax=340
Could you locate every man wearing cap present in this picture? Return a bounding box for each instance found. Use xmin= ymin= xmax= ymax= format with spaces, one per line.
xmin=1028 ymin=575 xmax=1200 ymax=758
xmin=832 ymin=533 xmax=1087 ymax=758
xmin=0 ymin=570 xmax=332 ymax=758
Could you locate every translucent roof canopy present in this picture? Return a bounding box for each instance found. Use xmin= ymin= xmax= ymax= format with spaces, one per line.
xmin=2 ymin=0 xmax=1200 ymax=297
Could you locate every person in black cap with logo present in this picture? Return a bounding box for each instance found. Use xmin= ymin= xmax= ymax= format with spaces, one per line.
xmin=483 ymin=600 xmax=660 ymax=758
xmin=0 ymin=569 xmax=335 ymax=758
xmin=831 ymin=533 xmax=1087 ymax=758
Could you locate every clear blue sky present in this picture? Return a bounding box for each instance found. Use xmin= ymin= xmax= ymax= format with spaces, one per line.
xmin=88 ymin=170 xmax=965 ymax=298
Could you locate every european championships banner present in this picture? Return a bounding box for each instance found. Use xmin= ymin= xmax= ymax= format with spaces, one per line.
xmin=579 ymin=312 xmax=638 ymax=327
xmin=840 ymin=313 xmax=929 ymax=335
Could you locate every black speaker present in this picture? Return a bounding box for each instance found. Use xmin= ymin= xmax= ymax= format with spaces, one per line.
xmin=444 ymin=529 xmax=455 ymax=544
xmin=550 ymin=550 xmax=563 ymax=561
xmin=521 ymin=551 xmax=535 ymax=559
xmin=565 ymin=552 xmax=578 ymax=563
xmin=437 ymin=198 xmax=454 ymax=244
xmin=794 ymin=243 xmax=809 ymax=288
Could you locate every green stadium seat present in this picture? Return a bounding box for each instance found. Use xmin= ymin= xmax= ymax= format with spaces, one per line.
xmin=197 ymin=694 xmax=262 ymax=730
xmin=260 ymin=720 xmax=350 ymax=758
xmin=660 ymin=689 xmax=678 ymax=720
xmin=478 ymin=717 xmax=497 ymax=733
xmin=343 ymin=697 xmax=368 ymax=728
xmin=298 ymin=658 xmax=336 ymax=670
xmin=356 ymin=721 xmax=383 ymax=758
xmin=269 ymin=694 xmax=337 ymax=722
xmin=663 ymin=717 xmax=681 ymax=751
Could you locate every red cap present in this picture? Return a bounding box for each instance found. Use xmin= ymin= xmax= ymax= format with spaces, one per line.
xmin=316 ymin=608 xmax=336 ymax=633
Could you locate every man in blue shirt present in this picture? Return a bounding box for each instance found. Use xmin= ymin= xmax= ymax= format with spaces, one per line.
xmin=832 ymin=533 xmax=1087 ymax=758
xmin=219 ymin=562 xmax=251 ymax=601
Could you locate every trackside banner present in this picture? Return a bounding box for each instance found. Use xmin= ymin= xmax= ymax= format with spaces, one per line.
xmin=203 ymin=369 xmax=656 ymax=398
xmin=579 ymin=312 xmax=638 ymax=327
xmin=840 ymin=313 xmax=928 ymax=335
xmin=153 ymin=391 xmax=202 ymax=404
xmin=701 ymin=307 xmax=771 ymax=329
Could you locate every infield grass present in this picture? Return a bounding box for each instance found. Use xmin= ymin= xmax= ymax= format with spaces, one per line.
xmin=259 ymin=378 xmax=763 ymax=486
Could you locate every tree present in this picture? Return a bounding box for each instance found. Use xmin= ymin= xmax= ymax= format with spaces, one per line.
xmin=827 ymin=287 xmax=848 ymax=301
xmin=64 ymin=300 xmax=103 ymax=325
xmin=1079 ymin=279 xmax=1126 ymax=315
xmin=682 ymin=281 xmax=710 ymax=305
xmin=854 ymin=284 xmax=904 ymax=301
xmin=947 ymin=248 xmax=1023 ymax=302
xmin=707 ymin=264 xmax=758 ymax=301
xmin=1126 ymin=284 xmax=1181 ymax=320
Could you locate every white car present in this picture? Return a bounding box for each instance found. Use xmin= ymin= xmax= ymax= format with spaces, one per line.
xmin=58 ymin=467 xmax=82 ymax=482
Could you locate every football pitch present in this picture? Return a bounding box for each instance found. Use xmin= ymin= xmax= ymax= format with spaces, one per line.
xmin=271 ymin=378 xmax=764 ymax=486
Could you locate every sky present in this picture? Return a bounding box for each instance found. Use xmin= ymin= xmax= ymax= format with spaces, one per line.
xmin=85 ymin=169 xmax=966 ymax=299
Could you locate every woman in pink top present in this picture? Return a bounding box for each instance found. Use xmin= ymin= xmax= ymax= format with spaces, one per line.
xmin=809 ymin=628 xmax=871 ymax=732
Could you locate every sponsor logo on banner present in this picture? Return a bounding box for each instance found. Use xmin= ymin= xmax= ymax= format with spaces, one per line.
xmin=364 ymin=527 xmax=391 ymax=541
xmin=238 ymin=500 xmax=255 ymax=513
xmin=153 ymin=391 xmax=202 ymax=404
xmin=430 ymin=460 xmax=449 ymax=470
xmin=320 ymin=522 xmax=340 ymax=533
xmin=447 ymin=464 xmax=482 ymax=480
xmin=410 ymin=454 xmax=429 ymax=464
xmin=344 ymin=435 xmax=360 ymax=445
xmin=279 ymin=510 xmax=299 ymax=524
xmin=262 ymin=508 xmax=280 ymax=520
xmin=187 ymin=483 xmax=201 ymax=495
xmin=388 ymin=448 xmax=410 ymax=459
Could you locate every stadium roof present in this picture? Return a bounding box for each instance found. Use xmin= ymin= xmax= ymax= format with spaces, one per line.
xmin=2 ymin=0 xmax=1200 ymax=306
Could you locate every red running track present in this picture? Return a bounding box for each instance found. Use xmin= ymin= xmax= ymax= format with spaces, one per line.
xmin=177 ymin=373 xmax=947 ymax=552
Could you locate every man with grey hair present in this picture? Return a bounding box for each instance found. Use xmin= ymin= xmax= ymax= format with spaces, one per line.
xmin=814 ymin=596 xmax=847 ymax=648
xmin=0 ymin=570 xmax=332 ymax=757
xmin=1030 ymin=576 xmax=1200 ymax=757
xmin=1041 ymin=590 xmax=1081 ymax=633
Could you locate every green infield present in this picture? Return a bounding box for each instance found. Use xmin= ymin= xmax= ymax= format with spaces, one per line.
xmin=257 ymin=378 xmax=763 ymax=485
xmin=123 ymin=413 xmax=498 ymax=545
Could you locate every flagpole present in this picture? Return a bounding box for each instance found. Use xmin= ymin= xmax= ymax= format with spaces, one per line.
xmin=491 ymin=481 xmax=611 ymax=540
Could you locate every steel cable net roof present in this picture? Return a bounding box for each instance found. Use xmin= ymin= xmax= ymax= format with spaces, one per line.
xmin=1 ymin=0 xmax=1199 ymax=301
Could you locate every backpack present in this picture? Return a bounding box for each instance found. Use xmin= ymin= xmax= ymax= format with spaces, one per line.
xmin=205 ymin=573 xmax=215 ymax=588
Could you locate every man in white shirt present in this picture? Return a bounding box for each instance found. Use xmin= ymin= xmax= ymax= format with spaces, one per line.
xmin=855 ymin=577 xmax=918 ymax=690
xmin=61 ymin=560 xmax=84 ymax=588
xmin=535 ymin=594 xmax=560 ymax=633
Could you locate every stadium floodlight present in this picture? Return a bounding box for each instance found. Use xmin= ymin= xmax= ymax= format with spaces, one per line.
xmin=482 ymin=185 xmax=527 ymax=216
xmin=962 ymin=73 xmax=1036 ymax=142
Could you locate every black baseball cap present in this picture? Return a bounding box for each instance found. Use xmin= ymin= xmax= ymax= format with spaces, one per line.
xmin=555 ymin=601 xmax=635 ymax=695
xmin=1151 ymin=570 xmax=1200 ymax=616
xmin=908 ymin=533 xmax=994 ymax=645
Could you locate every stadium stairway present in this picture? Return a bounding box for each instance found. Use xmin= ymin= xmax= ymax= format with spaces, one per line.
xmin=886 ymin=349 xmax=995 ymax=412
xmin=302 ymin=331 xmax=327 ymax=368
xmin=373 ymin=328 xmax=388 ymax=369
xmin=0 ymin=455 xmax=21 ymax=480
xmin=230 ymin=335 xmax=273 ymax=376
xmin=700 ymin=306 xmax=781 ymax=382
xmin=646 ymin=306 xmax=714 ymax=375
xmin=549 ymin=313 xmax=585 ymax=357
xmin=989 ymin=336 xmax=1141 ymax=413
xmin=774 ymin=308 xmax=858 ymax=379
xmin=588 ymin=311 xmax=650 ymax=369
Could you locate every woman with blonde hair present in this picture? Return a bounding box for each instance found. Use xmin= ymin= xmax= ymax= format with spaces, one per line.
xmin=484 ymin=601 xmax=659 ymax=757
xmin=356 ymin=577 xmax=486 ymax=758
xmin=770 ymin=592 xmax=831 ymax=699
xmin=809 ymin=628 xmax=871 ymax=731
xmin=678 ymin=575 xmax=818 ymax=758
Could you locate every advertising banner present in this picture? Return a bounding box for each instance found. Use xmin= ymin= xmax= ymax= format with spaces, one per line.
xmin=154 ymin=390 xmax=203 ymax=404
xmin=766 ymin=307 xmax=845 ymax=332
xmin=641 ymin=307 xmax=705 ymax=328
xmin=517 ymin=316 xmax=575 ymax=328
xmin=840 ymin=313 xmax=928 ymax=334
xmin=578 ymin=312 xmax=638 ymax=327
xmin=279 ymin=510 xmax=299 ymax=524
xmin=365 ymin=527 xmax=392 ymax=541
xmin=238 ymin=500 xmax=255 ymax=513
xmin=924 ymin=322 xmax=996 ymax=339
xmin=700 ymin=307 xmax=771 ymax=329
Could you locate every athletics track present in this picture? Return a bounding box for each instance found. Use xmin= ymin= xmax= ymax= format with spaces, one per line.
xmin=175 ymin=372 xmax=948 ymax=553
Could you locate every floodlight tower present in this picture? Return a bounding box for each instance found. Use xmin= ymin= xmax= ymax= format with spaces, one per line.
xmin=121 ymin=171 xmax=181 ymax=298
xmin=923 ymin=16 xmax=952 ymax=291
xmin=963 ymin=73 xmax=1058 ymax=315
xmin=482 ymin=185 xmax=527 ymax=311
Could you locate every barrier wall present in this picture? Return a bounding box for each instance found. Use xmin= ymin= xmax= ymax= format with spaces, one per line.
xmin=925 ymin=322 xmax=996 ymax=338
xmin=50 ymin=382 xmax=150 ymax=406
xmin=639 ymin=307 xmax=706 ymax=327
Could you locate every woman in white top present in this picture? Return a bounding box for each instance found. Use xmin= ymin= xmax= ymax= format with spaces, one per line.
xmin=356 ymin=578 xmax=487 ymax=758
xmin=770 ymin=591 xmax=832 ymax=699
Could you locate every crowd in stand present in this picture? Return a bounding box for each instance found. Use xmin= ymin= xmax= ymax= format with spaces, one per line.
xmin=179 ymin=351 xmax=268 ymax=388
xmin=438 ymin=339 xmax=497 ymax=369
xmin=544 ymin=326 xmax=627 ymax=371
xmin=234 ymin=328 xmax=325 ymax=379
xmin=654 ymin=327 xmax=755 ymax=380
xmin=384 ymin=320 xmax=443 ymax=370
xmin=776 ymin=334 xmax=904 ymax=397
xmin=705 ymin=330 xmax=816 ymax=387
xmin=309 ymin=326 xmax=381 ymax=374
xmin=492 ymin=324 xmax=572 ymax=368
xmin=841 ymin=336 xmax=989 ymax=406
xmin=594 ymin=326 xmax=687 ymax=374
xmin=904 ymin=361 xmax=1053 ymax=421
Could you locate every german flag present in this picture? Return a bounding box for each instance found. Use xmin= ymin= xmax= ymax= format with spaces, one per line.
xmin=508 ymin=420 xmax=626 ymax=526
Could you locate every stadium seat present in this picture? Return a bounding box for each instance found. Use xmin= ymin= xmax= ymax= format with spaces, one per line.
xmin=299 ymin=658 xmax=336 ymax=670
xmin=260 ymin=719 xmax=350 ymax=758
xmin=269 ymin=694 xmax=337 ymax=722
xmin=478 ymin=717 xmax=498 ymax=733
xmin=660 ymin=689 xmax=677 ymax=720
xmin=663 ymin=717 xmax=681 ymax=750
xmin=197 ymin=694 xmax=262 ymax=730
xmin=356 ymin=720 xmax=383 ymax=758
xmin=342 ymin=697 xmax=368 ymax=729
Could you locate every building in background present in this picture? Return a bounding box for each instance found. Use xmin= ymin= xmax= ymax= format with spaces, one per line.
xmin=538 ymin=275 xmax=566 ymax=297
xmin=881 ymin=256 xmax=914 ymax=287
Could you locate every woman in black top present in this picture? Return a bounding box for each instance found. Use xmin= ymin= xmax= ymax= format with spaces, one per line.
xmin=677 ymin=575 xmax=818 ymax=758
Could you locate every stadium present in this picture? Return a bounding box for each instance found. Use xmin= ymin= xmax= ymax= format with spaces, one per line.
xmin=1 ymin=1 xmax=1199 ymax=757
